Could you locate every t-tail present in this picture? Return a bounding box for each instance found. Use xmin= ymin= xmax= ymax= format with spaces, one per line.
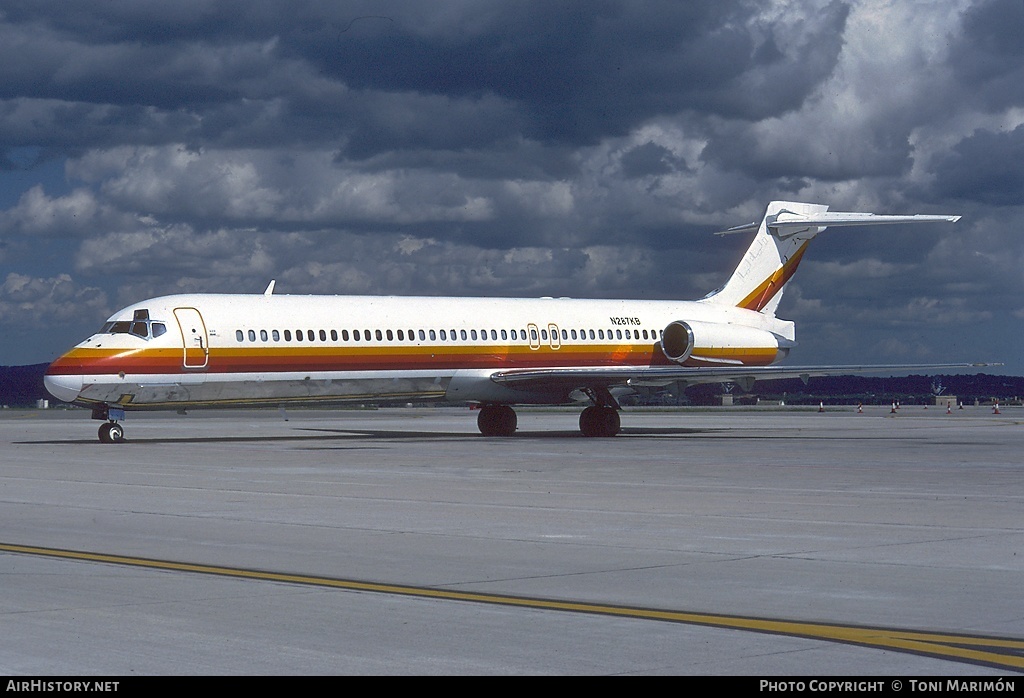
xmin=701 ymin=201 xmax=961 ymax=317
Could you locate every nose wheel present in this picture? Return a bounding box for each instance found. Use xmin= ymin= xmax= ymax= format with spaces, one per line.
xmin=98 ymin=421 xmax=125 ymax=443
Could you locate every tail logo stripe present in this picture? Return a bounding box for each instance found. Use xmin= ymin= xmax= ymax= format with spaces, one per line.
xmin=738 ymin=242 xmax=809 ymax=311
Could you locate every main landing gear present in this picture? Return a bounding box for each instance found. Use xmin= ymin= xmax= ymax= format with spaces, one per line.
xmin=476 ymin=388 xmax=622 ymax=438
xmin=578 ymin=405 xmax=620 ymax=437
xmin=477 ymin=404 xmax=518 ymax=436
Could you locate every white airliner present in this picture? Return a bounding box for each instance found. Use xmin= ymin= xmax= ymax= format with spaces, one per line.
xmin=45 ymin=201 xmax=983 ymax=443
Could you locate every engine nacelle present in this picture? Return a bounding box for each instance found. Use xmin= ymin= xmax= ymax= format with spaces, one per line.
xmin=660 ymin=320 xmax=787 ymax=365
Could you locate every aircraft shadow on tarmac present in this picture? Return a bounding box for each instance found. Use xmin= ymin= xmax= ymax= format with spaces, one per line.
xmin=18 ymin=425 xmax=729 ymax=445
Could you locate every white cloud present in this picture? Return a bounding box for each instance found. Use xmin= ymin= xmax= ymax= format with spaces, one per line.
xmin=0 ymin=272 xmax=108 ymax=326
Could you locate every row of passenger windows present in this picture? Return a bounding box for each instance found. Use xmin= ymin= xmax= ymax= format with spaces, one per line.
xmin=234 ymin=326 xmax=664 ymax=344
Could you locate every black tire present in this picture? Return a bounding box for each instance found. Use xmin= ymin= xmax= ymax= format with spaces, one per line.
xmin=580 ymin=406 xmax=620 ymax=437
xmin=98 ymin=422 xmax=125 ymax=443
xmin=477 ymin=405 xmax=517 ymax=436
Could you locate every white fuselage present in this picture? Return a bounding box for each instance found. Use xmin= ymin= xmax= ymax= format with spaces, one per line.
xmin=44 ymin=293 xmax=790 ymax=410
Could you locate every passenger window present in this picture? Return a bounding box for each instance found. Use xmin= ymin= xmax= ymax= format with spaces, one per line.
xmin=616 ymin=329 xmax=622 ymax=340
xmin=273 ymin=330 xmax=280 ymax=341
xmin=295 ymin=330 xmax=303 ymax=342
xmin=571 ymin=329 xmax=577 ymax=340
xmin=342 ymin=330 xmax=349 ymax=341
xmin=470 ymin=330 xmax=477 ymax=340
xmin=260 ymin=330 xmax=269 ymax=342
xmin=308 ymin=330 xmax=315 ymax=341
xmin=386 ymin=329 xmax=393 ymax=341
xmin=331 ymin=330 xmax=337 ymax=341
xmin=236 ymin=330 xmax=244 ymax=342
xmin=540 ymin=329 xmax=547 ymax=341
xmin=284 ymin=330 xmax=291 ymax=341
xmin=511 ymin=329 xmax=517 ymax=340
xmin=461 ymin=329 xmax=468 ymax=340
xmin=419 ymin=329 xmax=426 ymax=341
xmin=501 ymin=329 xmax=507 ymax=340
xmin=397 ymin=329 xmax=404 ymax=341
xmin=450 ymin=329 xmax=456 ymax=340
xmin=320 ymin=329 xmax=327 ymax=341
xmin=375 ymin=329 xmax=383 ymax=341
xmin=562 ymin=329 xmax=568 ymax=340
xmin=429 ymin=330 xmax=436 ymax=341
xmin=440 ymin=329 xmax=447 ymax=340
xmin=248 ymin=330 xmax=256 ymax=342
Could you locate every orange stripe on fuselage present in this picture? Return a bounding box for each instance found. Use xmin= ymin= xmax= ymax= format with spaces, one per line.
xmin=737 ymin=241 xmax=809 ymax=312
xmin=46 ymin=342 xmax=780 ymax=376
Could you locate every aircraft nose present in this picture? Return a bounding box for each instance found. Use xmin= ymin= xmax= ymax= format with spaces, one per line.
xmin=44 ymin=372 xmax=83 ymax=404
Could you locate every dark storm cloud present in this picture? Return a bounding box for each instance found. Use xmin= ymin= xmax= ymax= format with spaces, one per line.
xmin=931 ymin=125 xmax=1024 ymax=206
xmin=948 ymin=0 xmax=1024 ymax=111
xmin=0 ymin=1 xmax=849 ymax=156
xmin=291 ymin=1 xmax=850 ymax=152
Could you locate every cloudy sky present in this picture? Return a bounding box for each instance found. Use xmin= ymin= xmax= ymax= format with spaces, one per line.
xmin=1 ymin=0 xmax=1021 ymax=372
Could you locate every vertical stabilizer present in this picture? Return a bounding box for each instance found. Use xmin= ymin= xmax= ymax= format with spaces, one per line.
xmin=702 ymin=201 xmax=828 ymax=316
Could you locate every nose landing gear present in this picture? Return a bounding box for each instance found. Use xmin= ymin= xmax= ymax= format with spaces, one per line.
xmin=98 ymin=421 xmax=125 ymax=443
xmin=93 ymin=405 xmax=127 ymax=443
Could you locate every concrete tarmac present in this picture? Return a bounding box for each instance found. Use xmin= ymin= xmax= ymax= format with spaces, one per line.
xmin=1 ymin=405 xmax=1022 ymax=676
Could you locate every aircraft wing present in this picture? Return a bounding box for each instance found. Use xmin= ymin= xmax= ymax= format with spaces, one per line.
xmin=489 ymin=363 xmax=999 ymax=395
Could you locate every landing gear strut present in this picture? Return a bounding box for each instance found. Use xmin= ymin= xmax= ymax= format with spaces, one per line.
xmin=477 ymin=404 xmax=517 ymax=436
xmin=579 ymin=387 xmax=622 ymax=437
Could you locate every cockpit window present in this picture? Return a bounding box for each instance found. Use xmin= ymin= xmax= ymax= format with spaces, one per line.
xmin=99 ymin=310 xmax=165 ymax=340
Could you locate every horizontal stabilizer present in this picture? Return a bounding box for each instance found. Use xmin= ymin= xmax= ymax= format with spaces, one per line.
xmin=719 ymin=211 xmax=960 ymax=237
xmin=767 ymin=211 xmax=961 ymax=238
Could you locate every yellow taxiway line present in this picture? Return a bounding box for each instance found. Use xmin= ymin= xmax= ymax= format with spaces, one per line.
xmin=3 ymin=541 xmax=1022 ymax=672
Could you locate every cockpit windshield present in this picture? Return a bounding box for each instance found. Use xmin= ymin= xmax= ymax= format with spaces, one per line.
xmin=99 ymin=309 xmax=167 ymax=340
